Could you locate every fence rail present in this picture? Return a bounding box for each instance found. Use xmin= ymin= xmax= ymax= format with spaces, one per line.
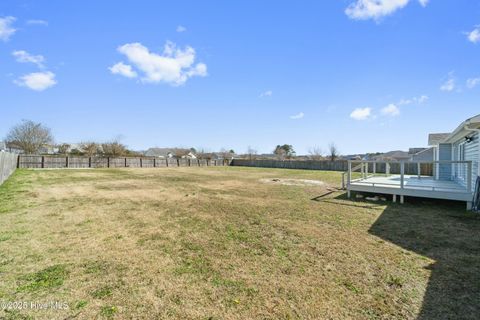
xmin=230 ymin=159 xmax=433 ymax=174
xmin=17 ymin=155 xmax=229 ymax=169
xmin=0 ymin=152 xmax=17 ymax=186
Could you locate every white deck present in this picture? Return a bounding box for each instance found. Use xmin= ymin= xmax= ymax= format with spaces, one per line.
xmin=348 ymin=174 xmax=472 ymax=202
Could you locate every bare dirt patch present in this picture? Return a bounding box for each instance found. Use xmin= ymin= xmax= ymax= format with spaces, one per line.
xmin=259 ymin=178 xmax=326 ymax=187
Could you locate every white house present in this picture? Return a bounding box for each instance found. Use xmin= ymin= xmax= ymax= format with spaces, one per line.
xmin=429 ymin=114 xmax=480 ymax=191
xmin=346 ymin=114 xmax=480 ymax=209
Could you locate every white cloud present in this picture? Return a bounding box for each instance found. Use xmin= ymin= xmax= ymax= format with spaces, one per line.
xmin=0 ymin=16 xmax=16 ymax=41
xmin=350 ymin=107 xmax=372 ymax=120
xmin=260 ymin=90 xmax=272 ymax=97
xmin=466 ymin=77 xmax=480 ymax=89
xmin=14 ymin=71 xmax=57 ymax=91
xmin=466 ymin=26 xmax=480 ymax=44
xmin=26 ymin=19 xmax=48 ymax=26
xmin=176 ymin=25 xmax=187 ymax=32
xmin=398 ymin=94 xmax=429 ymax=105
xmin=12 ymin=50 xmax=45 ymax=68
xmin=345 ymin=0 xmax=409 ymax=20
xmin=345 ymin=0 xmax=429 ymax=20
xmin=418 ymin=0 xmax=429 ymax=7
xmin=417 ymin=95 xmax=429 ymax=103
xmin=113 ymin=41 xmax=207 ymax=86
xmin=109 ymin=62 xmax=137 ymax=78
xmin=290 ymin=112 xmax=304 ymax=119
xmin=381 ymin=103 xmax=400 ymax=116
xmin=440 ymin=73 xmax=456 ymax=92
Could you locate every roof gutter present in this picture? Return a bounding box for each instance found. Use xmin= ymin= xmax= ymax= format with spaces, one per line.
xmin=443 ymin=115 xmax=480 ymax=143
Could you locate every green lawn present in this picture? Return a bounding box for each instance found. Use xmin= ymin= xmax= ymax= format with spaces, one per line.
xmin=0 ymin=167 xmax=478 ymax=319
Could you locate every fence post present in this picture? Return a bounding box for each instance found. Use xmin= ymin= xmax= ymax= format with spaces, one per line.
xmin=17 ymin=155 xmax=20 ymax=168
xmin=125 ymin=157 xmax=127 ymax=167
xmin=140 ymin=158 xmax=143 ymax=168
xmin=153 ymin=158 xmax=156 ymax=168
xmin=177 ymin=159 xmax=180 ymax=167
xmin=41 ymin=156 xmax=45 ymax=169
xmin=66 ymin=156 xmax=69 ymax=168
xmin=107 ymin=157 xmax=110 ymax=168
xmin=89 ymin=157 xmax=92 ymax=168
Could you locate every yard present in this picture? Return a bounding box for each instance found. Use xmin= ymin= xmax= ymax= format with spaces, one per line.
xmin=0 ymin=167 xmax=478 ymax=319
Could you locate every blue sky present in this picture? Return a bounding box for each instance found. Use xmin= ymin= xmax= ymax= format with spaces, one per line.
xmin=1 ymin=0 xmax=479 ymax=155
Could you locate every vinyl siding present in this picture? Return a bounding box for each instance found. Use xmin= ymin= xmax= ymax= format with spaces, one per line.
xmin=452 ymin=132 xmax=479 ymax=191
xmin=438 ymin=143 xmax=452 ymax=180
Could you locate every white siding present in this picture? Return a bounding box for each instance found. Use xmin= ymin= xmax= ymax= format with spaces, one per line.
xmin=452 ymin=132 xmax=479 ymax=191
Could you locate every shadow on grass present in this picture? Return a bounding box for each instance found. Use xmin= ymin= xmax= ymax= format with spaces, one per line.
xmin=313 ymin=192 xmax=480 ymax=319
xmin=367 ymin=195 xmax=479 ymax=319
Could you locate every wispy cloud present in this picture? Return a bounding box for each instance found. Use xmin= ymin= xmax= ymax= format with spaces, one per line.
xmin=14 ymin=71 xmax=57 ymax=91
xmin=176 ymin=25 xmax=187 ymax=32
xmin=259 ymin=90 xmax=272 ymax=98
xmin=0 ymin=16 xmax=16 ymax=41
xmin=465 ymin=26 xmax=480 ymax=44
xmin=350 ymin=107 xmax=371 ymax=120
xmin=345 ymin=0 xmax=428 ymax=21
xmin=398 ymin=94 xmax=429 ymax=105
xmin=440 ymin=72 xmax=456 ymax=92
xmin=12 ymin=50 xmax=45 ymax=68
xmin=381 ymin=103 xmax=400 ymax=116
xmin=466 ymin=77 xmax=480 ymax=89
xmin=109 ymin=62 xmax=137 ymax=78
xmin=290 ymin=112 xmax=304 ymax=120
xmin=418 ymin=0 xmax=429 ymax=7
xmin=26 ymin=19 xmax=48 ymax=26
xmin=111 ymin=41 xmax=207 ymax=86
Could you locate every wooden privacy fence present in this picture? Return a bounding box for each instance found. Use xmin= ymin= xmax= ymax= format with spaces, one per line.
xmin=0 ymin=152 xmax=17 ymax=185
xmin=17 ymin=155 xmax=230 ymax=169
xmin=230 ymin=159 xmax=434 ymax=175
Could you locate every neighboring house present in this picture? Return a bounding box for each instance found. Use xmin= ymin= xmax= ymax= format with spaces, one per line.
xmin=371 ymin=150 xmax=411 ymax=161
xmin=410 ymin=147 xmax=434 ymax=161
xmin=429 ymin=114 xmax=480 ymax=190
xmin=145 ymin=148 xmax=196 ymax=159
xmin=0 ymin=141 xmax=6 ymax=151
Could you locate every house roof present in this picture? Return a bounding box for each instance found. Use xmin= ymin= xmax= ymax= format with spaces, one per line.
xmin=145 ymin=148 xmax=192 ymax=157
xmin=442 ymin=114 xmax=480 ymax=143
xmin=372 ymin=150 xmax=410 ymax=160
xmin=428 ymin=133 xmax=450 ymax=146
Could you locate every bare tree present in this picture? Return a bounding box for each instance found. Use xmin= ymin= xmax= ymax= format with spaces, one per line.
xmin=308 ymin=146 xmax=323 ymax=160
xmin=102 ymin=140 xmax=127 ymax=157
xmin=328 ymin=142 xmax=339 ymax=161
xmin=246 ymin=146 xmax=257 ymax=160
xmin=81 ymin=142 xmax=99 ymax=157
xmin=219 ymin=148 xmax=233 ymax=159
xmin=5 ymin=120 xmax=54 ymax=154
xmin=57 ymin=143 xmax=71 ymax=155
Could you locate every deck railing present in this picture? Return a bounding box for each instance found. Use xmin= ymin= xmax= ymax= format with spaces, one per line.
xmin=346 ymin=160 xmax=473 ymax=192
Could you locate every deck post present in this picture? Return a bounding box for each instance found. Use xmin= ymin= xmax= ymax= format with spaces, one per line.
xmin=467 ymin=161 xmax=472 ymax=192
xmin=417 ymin=162 xmax=421 ymax=179
xmin=400 ymin=162 xmax=405 ymax=189
xmin=348 ymin=161 xmax=352 ymax=186
xmin=386 ymin=163 xmax=390 ymax=176
xmin=365 ymin=162 xmax=368 ymax=178
xmin=373 ymin=162 xmax=376 ymax=175
xmin=360 ymin=162 xmax=364 ymax=177
xmin=400 ymin=195 xmax=404 ymax=204
xmin=393 ymin=194 xmax=397 ymax=203
xmin=467 ymin=201 xmax=472 ymax=211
